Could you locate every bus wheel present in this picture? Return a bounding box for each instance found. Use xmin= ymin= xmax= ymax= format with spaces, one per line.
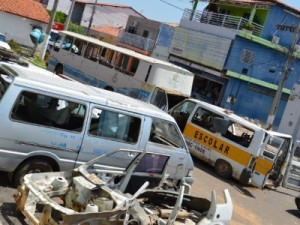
xmin=215 ymin=159 xmax=232 ymax=179
xmin=104 ymin=86 xmax=114 ymax=91
xmin=13 ymin=159 xmax=54 ymax=187
xmin=55 ymin=64 xmax=63 ymax=74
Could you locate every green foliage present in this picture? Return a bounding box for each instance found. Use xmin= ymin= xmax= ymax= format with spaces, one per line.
xmin=68 ymin=22 xmax=85 ymax=34
xmin=55 ymin=11 xmax=67 ymax=24
xmin=46 ymin=9 xmax=66 ymax=23
xmin=29 ymin=56 xmax=47 ymax=69
xmin=243 ymin=22 xmax=254 ymax=31
xmin=8 ymin=39 xmax=22 ymax=53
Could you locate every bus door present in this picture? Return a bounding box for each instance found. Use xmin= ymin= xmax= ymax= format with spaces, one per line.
xmin=251 ymin=135 xmax=286 ymax=189
xmin=149 ymin=87 xmax=168 ymax=111
xmin=282 ymin=141 xmax=300 ymax=191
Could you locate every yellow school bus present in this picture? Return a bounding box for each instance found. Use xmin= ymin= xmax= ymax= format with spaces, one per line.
xmin=169 ymin=98 xmax=300 ymax=189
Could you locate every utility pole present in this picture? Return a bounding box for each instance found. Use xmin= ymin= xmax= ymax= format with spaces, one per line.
xmin=39 ymin=0 xmax=59 ymax=60
xmin=266 ymin=18 xmax=300 ymax=129
xmin=64 ymin=0 xmax=76 ymax=31
xmin=87 ymin=0 xmax=98 ymax=35
xmin=190 ymin=0 xmax=199 ymax=21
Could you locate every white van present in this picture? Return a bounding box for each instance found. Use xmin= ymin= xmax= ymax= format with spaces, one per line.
xmin=169 ymin=98 xmax=300 ymax=190
xmin=0 ymin=60 xmax=194 ymax=187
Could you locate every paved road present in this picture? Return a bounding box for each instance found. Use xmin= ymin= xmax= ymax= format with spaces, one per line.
xmin=0 ymin=157 xmax=299 ymax=224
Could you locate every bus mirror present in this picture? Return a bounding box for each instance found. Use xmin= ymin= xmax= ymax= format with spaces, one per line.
xmin=213 ymin=118 xmax=230 ymax=135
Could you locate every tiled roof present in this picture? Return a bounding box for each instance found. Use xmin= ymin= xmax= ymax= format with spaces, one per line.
xmin=76 ymin=0 xmax=146 ymax=18
xmin=0 ymin=0 xmax=49 ymax=23
xmin=92 ymin=26 xmax=122 ymax=37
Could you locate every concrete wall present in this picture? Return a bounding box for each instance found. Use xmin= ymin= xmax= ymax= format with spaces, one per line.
xmin=126 ymin=15 xmax=160 ymax=40
xmin=46 ymin=0 xmax=72 ymax=15
xmin=0 ymin=12 xmax=47 ymax=47
xmin=81 ymin=5 xmax=143 ymax=29
xmin=278 ymin=84 xmax=300 ymax=138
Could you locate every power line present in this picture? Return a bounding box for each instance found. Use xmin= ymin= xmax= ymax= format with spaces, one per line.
xmin=160 ymin=0 xmax=184 ymax=11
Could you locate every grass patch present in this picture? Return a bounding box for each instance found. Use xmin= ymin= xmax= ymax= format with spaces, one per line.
xmin=29 ymin=56 xmax=47 ymax=69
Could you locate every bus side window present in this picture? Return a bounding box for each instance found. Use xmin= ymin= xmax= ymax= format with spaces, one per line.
xmin=99 ymin=48 xmax=114 ymax=68
xmin=115 ymin=54 xmax=136 ymax=76
xmin=72 ymin=39 xmax=86 ymax=55
xmin=84 ymin=43 xmax=101 ymax=62
xmin=61 ymin=36 xmax=74 ymax=52
xmin=130 ymin=58 xmax=139 ymax=74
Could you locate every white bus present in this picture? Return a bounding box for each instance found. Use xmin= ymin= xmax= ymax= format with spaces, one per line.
xmin=47 ymin=31 xmax=194 ymax=110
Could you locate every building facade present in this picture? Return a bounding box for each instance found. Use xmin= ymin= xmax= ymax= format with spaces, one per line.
xmin=168 ymin=0 xmax=300 ymax=129
xmin=0 ymin=0 xmax=49 ymax=47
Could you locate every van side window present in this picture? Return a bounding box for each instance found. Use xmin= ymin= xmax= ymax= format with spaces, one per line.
xmin=170 ymin=100 xmax=196 ymax=132
xmin=89 ymin=108 xmax=141 ymax=143
xmin=11 ymin=91 xmax=86 ymax=132
xmin=221 ymin=122 xmax=254 ymax=148
xmin=191 ymin=107 xmax=221 ymax=133
xmin=149 ymin=118 xmax=185 ymax=148
xmin=191 ymin=107 xmax=254 ymax=148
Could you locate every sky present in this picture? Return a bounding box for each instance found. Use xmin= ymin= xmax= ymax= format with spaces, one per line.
xmin=101 ymin=0 xmax=300 ymax=23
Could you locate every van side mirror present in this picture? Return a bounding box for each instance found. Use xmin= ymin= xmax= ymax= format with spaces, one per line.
xmin=213 ymin=118 xmax=230 ymax=135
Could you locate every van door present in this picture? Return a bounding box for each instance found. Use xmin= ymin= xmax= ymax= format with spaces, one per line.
xmin=4 ymin=90 xmax=87 ymax=172
xmin=251 ymin=135 xmax=286 ymax=189
xmin=282 ymin=141 xmax=300 ymax=191
xmin=145 ymin=117 xmax=191 ymax=182
xmin=149 ymin=87 xmax=168 ymax=111
xmin=76 ymin=104 xmax=144 ymax=166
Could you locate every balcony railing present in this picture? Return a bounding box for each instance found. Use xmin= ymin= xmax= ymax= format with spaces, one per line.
xmin=118 ymin=31 xmax=155 ymax=52
xmin=182 ymin=9 xmax=263 ymax=37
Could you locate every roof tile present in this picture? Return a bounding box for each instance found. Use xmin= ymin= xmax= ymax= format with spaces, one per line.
xmin=0 ymin=0 xmax=49 ymax=23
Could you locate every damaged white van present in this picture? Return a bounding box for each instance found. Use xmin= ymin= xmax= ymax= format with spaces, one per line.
xmin=0 ymin=60 xmax=194 ymax=188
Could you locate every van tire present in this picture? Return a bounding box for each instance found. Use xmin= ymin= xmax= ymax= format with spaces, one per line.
xmin=215 ymin=159 xmax=232 ymax=179
xmin=13 ymin=159 xmax=53 ymax=187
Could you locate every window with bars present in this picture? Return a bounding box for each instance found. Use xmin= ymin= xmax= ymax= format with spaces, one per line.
xmin=240 ymin=49 xmax=255 ymax=65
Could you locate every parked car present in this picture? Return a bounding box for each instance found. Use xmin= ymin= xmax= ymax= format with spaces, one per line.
xmin=0 ymin=33 xmax=11 ymax=50
xmin=0 ymin=59 xmax=194 ymax=188
xmin=14 ymin=149 xmax=233 ymax=225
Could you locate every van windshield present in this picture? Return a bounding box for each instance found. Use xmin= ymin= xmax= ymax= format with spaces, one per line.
xmin=150 ymin=118 xmax=185 ymax=149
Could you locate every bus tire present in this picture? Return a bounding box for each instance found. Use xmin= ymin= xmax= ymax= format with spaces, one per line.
xmin=215 ymin=159 xmax=232 ymax=179
xmin=104 ymin=86 xmax=114 ymax=91
xmin=13 ymin=159 xmax=54 ymax=187
xmin=55 ymin=64 xmax=63 ymax=75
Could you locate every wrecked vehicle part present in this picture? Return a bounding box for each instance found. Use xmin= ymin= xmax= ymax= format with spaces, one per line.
xmin=14 ymin=149 xmax=233 ymax=225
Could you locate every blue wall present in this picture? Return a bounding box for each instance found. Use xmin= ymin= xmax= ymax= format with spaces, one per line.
xmin=222 ymin=36 xmax=300 ymax=128
xmin=262 ymin=5 xmax=299 ymax=48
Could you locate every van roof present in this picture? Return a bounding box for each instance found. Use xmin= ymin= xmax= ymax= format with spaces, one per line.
xmin=0 ymin=61 xmax=173 ymax=121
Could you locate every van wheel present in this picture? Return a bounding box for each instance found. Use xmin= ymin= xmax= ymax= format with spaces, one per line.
xmin=55 ymin=64 xmax=63 ymax=74
xmin=13 ymin=159 xmax=53 ymax=187
xmin=215 ymin=159 xmax=232 ymax=179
